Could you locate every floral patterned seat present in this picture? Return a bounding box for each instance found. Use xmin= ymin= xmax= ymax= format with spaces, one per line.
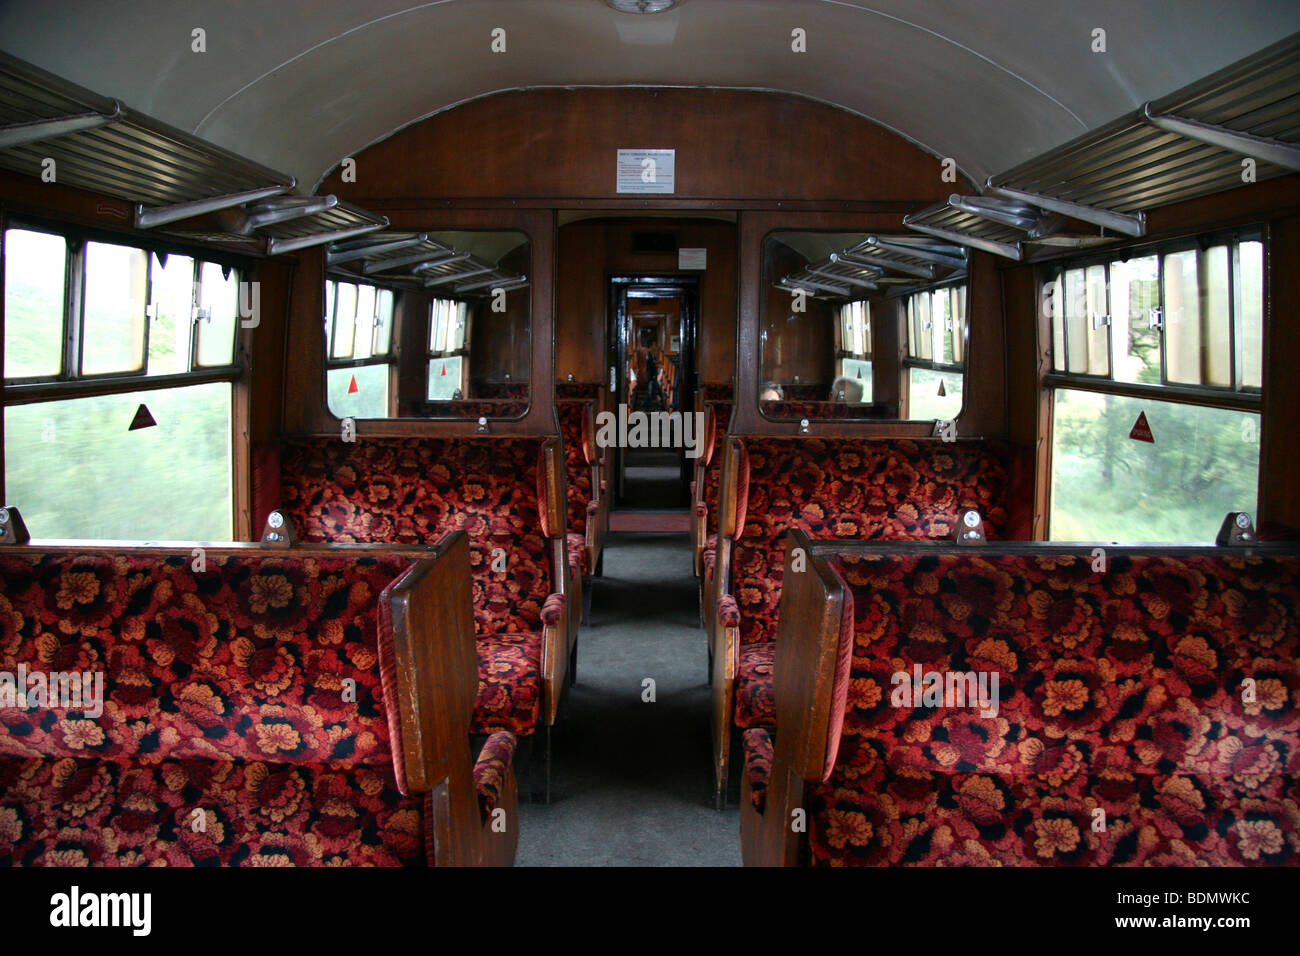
xmin=278 ymin=436 xmax=568 ymax=737
xmin=748 ymin=544 xmax=1300 ymax=866
xmin=0 ymin=548 xmax=498 ymax=866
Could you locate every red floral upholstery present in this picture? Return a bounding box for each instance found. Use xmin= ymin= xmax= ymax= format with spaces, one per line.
xmin=717 ymin=593 xmax=741 ymax=628
xmin=556 ymin=383 xmax=603 ymax=400
xmin=0 ymin=756 xmax=427 ymax=866
xmin=279 ymin=437 xmax=555 ymax=638
xmin=557 ymin=403 xmax=593 ymax=539
xmin=807 ymin=549 xmax=1300 ymax=866
xmin=760 ymin=400 xmax=896 ymax=420
xmin=473 ymin=731 xmax=518 ymax=820
xmin=735 ymin=642 xmax=775 ymax=729
xmin=0 ymin=553 xmax=410 ymax=768
xmin=540 ymin=592 xmax=566 ymax=626
xmin=731 ymin=438 xmax=1021 ymax=647
xmin=742 ymin=728 xmax=773 ymax=812
xmin=473 ymin=633 xmax=542 ymax=736
xmin=0 ymin=550 xmax=437 ymax=866
xmin=700 ymin=384 xmax=733 ymax=402
xmin=473 ymin=382 xmax=529 ymax=400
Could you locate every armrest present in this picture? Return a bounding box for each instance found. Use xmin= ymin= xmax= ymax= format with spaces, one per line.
xmin=473 ymin=731 xmax=518 ymax=820
xmin=541 ymin=590 xmax=570 ymax=724
xmin=717 ymin=592 xmax=741 ymax=628
xmin=541 ymin=591 xmax=567 ymax=625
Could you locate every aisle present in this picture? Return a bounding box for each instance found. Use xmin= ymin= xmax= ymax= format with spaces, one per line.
xmin=515 ymin=532 xmax=741 ymax=866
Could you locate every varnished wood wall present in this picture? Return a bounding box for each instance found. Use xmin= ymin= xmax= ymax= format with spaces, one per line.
xmin=760 ymin=240 xmax=835 ymax=388
xmin=320 ymin=89 xmax=966 ymax=206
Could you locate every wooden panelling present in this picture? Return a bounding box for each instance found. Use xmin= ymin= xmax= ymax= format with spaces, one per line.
xmin=556 ymin=217 xmax=737 ymax=387
xmin=760 ymin=241 xmax=835 ymax=388
xmin=322 ymin=89 xmax=964 ymax=206
xmin=1261 ymin=213 xmax=1300 ymax=535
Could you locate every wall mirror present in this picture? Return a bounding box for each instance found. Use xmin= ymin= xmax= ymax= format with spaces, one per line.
xmin=760 ymin=230 xmax=969 ymax=422
xmin=323 ymin=229 xmax=530 ymax=420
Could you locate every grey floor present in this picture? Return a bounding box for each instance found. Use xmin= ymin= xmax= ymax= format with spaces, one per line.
xmin=620 ymin=449 xmax=688 ymax=509
xmin=515 ymin=531 xmax=742 ymax=866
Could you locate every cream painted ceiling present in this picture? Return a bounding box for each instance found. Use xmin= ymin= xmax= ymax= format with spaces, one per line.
xmin=1 ymin=1 xmax=1296 ymax=193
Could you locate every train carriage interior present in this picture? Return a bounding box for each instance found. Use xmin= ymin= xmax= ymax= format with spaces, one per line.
xmin=1 ymin=0 xmax=1298 ymax=911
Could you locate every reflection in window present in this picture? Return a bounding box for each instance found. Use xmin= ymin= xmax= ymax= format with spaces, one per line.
xmin=4 ymin=382 xmax=233 ymax=539
xmin=427 ymin=298 xmax=469 ymax=400
xmin=325 ymin=279 xmax=395 ymax=419
xmin=1050 ymin=388 xmax=1258 ymax=542
xmin=904 ymin=284 xmax=966 ymax=420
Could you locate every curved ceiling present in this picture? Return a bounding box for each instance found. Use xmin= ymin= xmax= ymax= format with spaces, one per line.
xmin=1 ymin=0 xmax=1295 ymax=193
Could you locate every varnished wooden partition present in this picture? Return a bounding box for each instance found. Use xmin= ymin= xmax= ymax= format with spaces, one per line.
xmin=281 ymin=207 xmax=556 ymax=437
xmin=556 ymin=217 xmax=737 ymax=387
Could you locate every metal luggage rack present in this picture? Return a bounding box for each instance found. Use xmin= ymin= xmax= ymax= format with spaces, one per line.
xmin=776 ymin=234 xmax=967 ymax=301
xmin=325 ymin=232 xmax=528 ymax=296
xmin=0 ymin=49 xmax=388 ymax=255
xmin=903 ymin=33 xmax=1300 ymax=260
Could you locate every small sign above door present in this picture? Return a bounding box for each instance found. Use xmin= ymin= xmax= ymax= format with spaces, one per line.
xmin=678 ymin=248 xmax=706 ymax=270
xmin=617 ymin=149 xmax=675 ymax=194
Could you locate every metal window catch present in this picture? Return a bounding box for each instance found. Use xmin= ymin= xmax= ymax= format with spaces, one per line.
xmin=1091 ymin=313 xmax=1111 ymax=330
xmin=799 ymin=418 xmax=810 ymax=434
xmin=477 ymin=416 xmax=489 ymax=434
xmin=1148 ymin=307 xmax=1162 ymax=329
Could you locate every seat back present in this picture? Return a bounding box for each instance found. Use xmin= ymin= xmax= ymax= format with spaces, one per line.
xmin=279 ymin=436 xmax=565 ymax=637
xmin=764 ymin=535 xmax=1300 ymax=866
xmin=725 ymin=436 xmax=1026 ymax=645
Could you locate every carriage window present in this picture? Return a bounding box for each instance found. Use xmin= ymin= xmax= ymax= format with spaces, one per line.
xmin=325 ymin=279 xmax=395 ymax=419
xmin=1047 ymin=230 xmax=1263 ymax=542
xmin=1050 ymin=390 xmax=1259 ymax=542
xmin=1048 ymin=234 xmax=1261 ymax=391
xmin=3 ymin=229 xmax=66 ymax=379
xmin=4 ymin=382 xmax=233 ymax=540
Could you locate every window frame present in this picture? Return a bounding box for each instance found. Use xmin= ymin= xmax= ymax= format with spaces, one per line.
xmin=3 ymin=217 xmax=247 ymax=397
xmin=1042 ymin=226 xmax=1263 ymax=411
xmin=1042 ymin=225 xmax=1267 ymax=542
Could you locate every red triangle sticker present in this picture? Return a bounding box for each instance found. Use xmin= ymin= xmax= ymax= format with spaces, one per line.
xmin=1129 ymin=411 xmax=1154 ymax=443
xmin=440 ymin=363 xmax=447 ymax=376
xmin=128 ymin=404 xmax=156 ymax=431
xmin=937 ymin=380 xmax=947 ymax=397
xmin=347 ymin=375 xmax=358 ymax=394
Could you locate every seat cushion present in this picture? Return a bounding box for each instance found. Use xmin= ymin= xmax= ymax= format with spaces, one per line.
xmin=741 ymin=728 xmax=774 ymax=812
xmin=735 ymin=641 xmax=776 ymax=729
xmin=0 ymin=756 xmax=426 ymax=867
xmin=473 ymin=633 xmax=543 ymax=736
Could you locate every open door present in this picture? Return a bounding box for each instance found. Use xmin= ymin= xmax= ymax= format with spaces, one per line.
xmin=608 ymin=276 xmax=698 ymax=510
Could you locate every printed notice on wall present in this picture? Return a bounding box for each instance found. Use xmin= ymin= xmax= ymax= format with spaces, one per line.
xmin=678 ymin=248 xmax=707 ymax=270
xmin=617 ymin=149 xmax=675 ymax=194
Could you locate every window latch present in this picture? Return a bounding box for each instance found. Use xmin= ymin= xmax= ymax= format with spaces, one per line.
xmin=1148 ymin=307 xmax=1162 ymax=330
xmin=193 ymin=306 xmax=211 ymax=324
xmin=1091 ymin=313 xmax=1111 ymax=330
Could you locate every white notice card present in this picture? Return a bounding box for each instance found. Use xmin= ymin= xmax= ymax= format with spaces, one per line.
xmin=617 ymin=148 xmax=675 ymax=194
xmin=678 ymin=248 xmax=707 ymax=270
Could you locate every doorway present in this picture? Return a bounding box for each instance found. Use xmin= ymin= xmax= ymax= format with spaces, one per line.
xmin=608 ymin=276 xmax=698 ymax=510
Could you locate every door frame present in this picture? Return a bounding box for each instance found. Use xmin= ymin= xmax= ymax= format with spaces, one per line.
xmin=607 ymin=274 xmax=700 ymax=507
